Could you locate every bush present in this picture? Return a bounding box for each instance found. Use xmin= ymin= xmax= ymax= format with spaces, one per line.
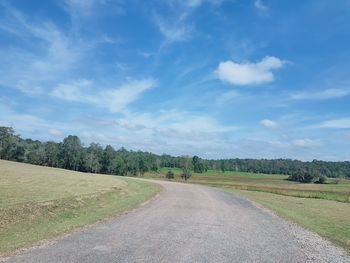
xmin=316 ymin=175 xmax=327 ymax=184
xmin=166 ymin=170 xmax=175 ymax=179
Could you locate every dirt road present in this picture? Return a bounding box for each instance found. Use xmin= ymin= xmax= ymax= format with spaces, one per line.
xmin=4 ymin=180 xmax=349 ymax=263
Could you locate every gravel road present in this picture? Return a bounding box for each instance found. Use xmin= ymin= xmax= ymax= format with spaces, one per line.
xmin=4 ymin=180 xmax=349 ymax=263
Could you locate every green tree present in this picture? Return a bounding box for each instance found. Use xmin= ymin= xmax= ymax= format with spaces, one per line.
xmin=192 ymin=155 xmax=205 ymax=173
xmin=85 ymin=143 xmax=103 ymax=173
xmin=181 ymin=156 xmax=192 ymax=180
xmin=220 ymin=160 xmax=225 ymax=173
xmin=44 ymin=142 xmax=60 ymax=167
xmin=101 ymin=145 xmax=115 ymax=174
xmin=60 ymin=135 xmax=83 ymax=171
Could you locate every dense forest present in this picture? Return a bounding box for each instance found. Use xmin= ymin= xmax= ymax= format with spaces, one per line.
xmin=1 ymin=126 xmax=349 ymax=183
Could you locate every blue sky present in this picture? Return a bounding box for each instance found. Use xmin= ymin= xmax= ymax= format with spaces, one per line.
xmin=1 ymin=0 xmax=350 ymax=160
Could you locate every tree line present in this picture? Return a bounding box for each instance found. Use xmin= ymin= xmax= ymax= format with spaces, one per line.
xmin=1 ymin=126 xmax=349 ymax=182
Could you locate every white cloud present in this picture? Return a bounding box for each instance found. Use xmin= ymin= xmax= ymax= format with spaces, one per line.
xmin=0 ymin=102 xmax=73 ymax=141
xmin=49 ymin=128 xmax=63 ymax=136
xmin=154 ymin=13 xmax=193 ymax=44
xmin=0 ymin=3 xmax=87 ymax=95
xmin=260 ymin=119 xmax=278 ymax=129
xmin=290 ymin=88 xmax=350 ymax=100
xmin=154 ymin=0 xmax=223 ymax=46
xmin=64 ymin=0 xmax=96 ymax=16
xmin=254 ymin=0 xmax=268 ymax=13
xmin=215 ymin=56 xmax=286 ymax=86
xmin=76 ymin=108 xmax=238 ymax=157
xmin=52 ymin=79 xmax=93 ymax=101
xmin=169 ymin=0 xmax=223 ymax=8
xmin=63 ymin=0 xmax=124 ymax=28
xmin=52 ymin=78 xmax=157 ymax=112
xmin=216 ymin=90 xmax=240 ymax=104
xmin=292 ymin=138 xmax=321 ymax=147
xmin=316 ymin=118 xmax=350 ymax=129
xmin=103 ymin=79 xmax=157 ymax=112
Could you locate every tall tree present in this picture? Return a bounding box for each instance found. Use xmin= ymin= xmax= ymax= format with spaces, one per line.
xmin=60 ymin=135 xmax=83 ymax=171
xmin=101 ymin=145 xmax=115 ymax=174
xmin=85 ymin=143 xmax=103 ymax=173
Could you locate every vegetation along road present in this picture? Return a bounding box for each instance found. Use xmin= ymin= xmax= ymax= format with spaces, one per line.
xmin=3 ymin=178 xmax=349 ymax=263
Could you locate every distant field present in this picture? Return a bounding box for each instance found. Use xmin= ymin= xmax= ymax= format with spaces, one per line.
xmin=147 ymin=168 xmax=350 ymax=202
xmin=145 ymin=167 xmax=350 ymax=253
xmin=0 ymin=160 xmax=160 ymax=256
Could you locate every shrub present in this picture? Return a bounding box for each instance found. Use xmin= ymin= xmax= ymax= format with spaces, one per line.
xmin=316 ymin=175 xmax=327 ymax=184
xmin=166 ymin=170 xmax=175 ymax=179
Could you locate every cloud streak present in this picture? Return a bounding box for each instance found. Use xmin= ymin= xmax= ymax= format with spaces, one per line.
xmin=254 ymin=0 xmax=269 ymax=14
xmin=290 ymin=88 xmax=350 ymax=100
xmin=52 ymin=78 xmax=157 ymax=113
xmin=314 ymin=118 xmax=350 ymax=129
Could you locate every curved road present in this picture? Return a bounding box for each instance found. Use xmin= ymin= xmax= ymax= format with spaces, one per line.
xmin=4 ymin=180 xmax=349 ymax=263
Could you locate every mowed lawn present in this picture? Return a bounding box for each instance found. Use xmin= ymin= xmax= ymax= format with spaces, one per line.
xmin=0 ymin=160 xmax=160 ymax=256
xmin=146 ymin=168 xmax=350 ymax=253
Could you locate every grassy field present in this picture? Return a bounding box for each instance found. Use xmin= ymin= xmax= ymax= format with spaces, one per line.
xmin=0 ymin=160 xmax=160 ymax=256
xmin=147 ymin=167 xmax=350 ymax=202
xmin=145 ymin=167 xmax=350 ymax=253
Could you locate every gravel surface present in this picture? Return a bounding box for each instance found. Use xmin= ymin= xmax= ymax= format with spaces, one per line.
xmin=3 ymin=180 xmax=349 ymax=263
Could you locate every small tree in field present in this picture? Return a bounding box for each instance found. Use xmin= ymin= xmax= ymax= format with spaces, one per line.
xmin=181 ymin=170 xmax=192 ymax=180
xmin=181 ymin=156 xmax=192 ymax=180
xmin=166 ymin=170 xmax=175 ymax=179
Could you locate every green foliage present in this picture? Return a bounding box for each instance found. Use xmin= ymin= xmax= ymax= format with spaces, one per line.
xmin=192 ymin=155 xmax=206 ymax=173
xmin=316 ymin=175 xmax=327 ymax=184
xmin=1 ymin=126 xmax=350 ymax=182
xmin=166 ymin=170 xmax=175 ymax=179
xmin=220 ymin=160 xmax=225 ymax=173
xmin=61 ymin=135 xmax=83 ymax=171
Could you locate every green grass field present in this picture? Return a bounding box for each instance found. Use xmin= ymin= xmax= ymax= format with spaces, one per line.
xmin=0 ymin=160 xmax=160 ymax=256
xmin=145 ymin=167 xmax=350 ymax=253
xmin=147 ymin=167 xmax=350 ymax=202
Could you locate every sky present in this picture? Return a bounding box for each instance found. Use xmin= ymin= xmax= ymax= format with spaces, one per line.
xmin=1 ymin=0 xmax=350 ymax=160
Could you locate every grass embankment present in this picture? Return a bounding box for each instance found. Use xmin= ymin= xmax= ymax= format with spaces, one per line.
xmin=0 ymin=160 xmax=160 ymax=256
xmin=146 ymin=167 xmax=350 ymax=253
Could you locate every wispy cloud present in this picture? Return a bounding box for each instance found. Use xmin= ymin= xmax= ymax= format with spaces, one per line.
xmin=215 ymin=56 xmax=286 ymax=86
xmin=314 ymin=118 xmax=350 ymax=129
xmin=103 ymin=79 xmax=157 ymax=112
xmin=260 ymin=119 xmax=278 ymax=129
xmin=52 ymin=78 xmax=157 ymax=112
xmin=292 ymin=138 xmax=321 ymax=147
xmin=216 ymin=90 xmax=240 ymax=104
xmin=78 ymin=109 xmax=238 ymax=156
xmin=254 ymin=0 xmax=269 ymax=14
xmin=290 ymin=88 xmax=350 ymax=100
xmin=154 ymin=12 xmax=193 ymax=45
xmin=63 ymin=0 xmax=124 ymax=29
xmin=0 ymin=3 xmax=87 ymax=94
xmin=170 ymin=0 xmax=224 ymax=9
xmin=154 ymin=0 xmax=224 ymax=47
